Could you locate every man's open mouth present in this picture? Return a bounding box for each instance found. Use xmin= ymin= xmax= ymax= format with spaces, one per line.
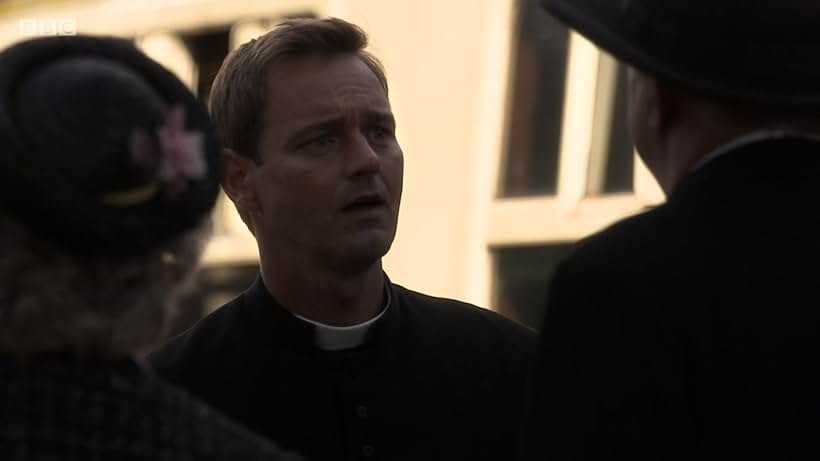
xmin=343 ymin=194 xmax=386 ymax=212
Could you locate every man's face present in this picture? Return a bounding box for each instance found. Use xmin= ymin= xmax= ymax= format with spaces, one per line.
xmin=247 ymin=53 xmax=404 ymax=272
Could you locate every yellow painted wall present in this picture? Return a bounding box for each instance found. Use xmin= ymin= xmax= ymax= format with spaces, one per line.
xmin=343 ymin=0 xmax=501 ymax=301
xmin=0 ymin=0 xmax=664 ymax=311
xmin=0 ymin=0 xmax=511 ymax=306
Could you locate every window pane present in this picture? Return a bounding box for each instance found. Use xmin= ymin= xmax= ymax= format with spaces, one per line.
xmin=493 ymin=243 xmax=575 ymax=329
xmin=603 ymin=64 xmax=634 ymax=193
xmin=499 ymin=0 xmax=570 ymax=197
xmin=180 ymin=27 xmax=230 ymax=103
xmin=587 ymin=58 xmax=635 ymax=195
xmin=173 ymin=264 xmax=259 ymax=336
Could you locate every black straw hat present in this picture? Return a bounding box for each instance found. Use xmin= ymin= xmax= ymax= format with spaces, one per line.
xmin=0 ymin=35 xmax=221 ymax=256
xmin=540 ymin=0 xmax=820 ymax=108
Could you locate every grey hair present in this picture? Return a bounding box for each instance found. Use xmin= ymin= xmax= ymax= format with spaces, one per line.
xmin=0 ymin=214 xmax=211 ymax=360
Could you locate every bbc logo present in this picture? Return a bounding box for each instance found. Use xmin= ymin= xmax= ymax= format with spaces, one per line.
xmin=19 ymin=18 xmax=77 ymax=37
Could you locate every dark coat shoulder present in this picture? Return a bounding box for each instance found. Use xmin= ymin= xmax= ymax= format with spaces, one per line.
xmin=392 ymin=283 xmax=536 ymax=357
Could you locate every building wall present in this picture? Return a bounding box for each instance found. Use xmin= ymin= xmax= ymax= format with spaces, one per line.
xmin=343 ymin=0 xmax=506 ymax=304
xmin=0 ymin=0 xmax=664 ymax=327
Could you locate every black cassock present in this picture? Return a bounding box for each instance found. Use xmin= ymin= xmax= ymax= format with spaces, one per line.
xmin=151 ymin=276 xmax=535 ymax=461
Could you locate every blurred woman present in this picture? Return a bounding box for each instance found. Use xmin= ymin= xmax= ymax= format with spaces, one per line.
xmin=0 ymin=36 xmax=299 ymax=460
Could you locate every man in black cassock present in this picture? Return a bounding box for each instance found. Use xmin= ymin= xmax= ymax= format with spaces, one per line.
xmin=150 ymin=17 xmax=534 ymax=461
xmin=521 ymin=1 xmax=820 ymax=460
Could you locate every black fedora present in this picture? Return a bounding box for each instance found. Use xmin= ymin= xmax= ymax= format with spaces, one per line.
xmin=540 ymin=0 xmax=820 ymax=108
xmin=0 ymin=36 xmax=222 ymax=256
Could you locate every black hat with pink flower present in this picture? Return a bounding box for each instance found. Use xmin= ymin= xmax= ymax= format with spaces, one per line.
xmin=0 ymin=35 xmax=221 ymax=256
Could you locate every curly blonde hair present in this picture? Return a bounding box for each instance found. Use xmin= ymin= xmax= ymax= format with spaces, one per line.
xmin=0 ymin=214 xmax=211 ymax=360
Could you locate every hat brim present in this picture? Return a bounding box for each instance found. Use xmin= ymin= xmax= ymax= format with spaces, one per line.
xmin=541 ymin=0 xmax=820 ymax=108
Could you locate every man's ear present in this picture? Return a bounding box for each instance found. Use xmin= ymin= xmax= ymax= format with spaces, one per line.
xmin=650 ymin=76 xmax=685 ymax=133
xmin=629 ymin=69 xmax=685 ymax=150
xmin=222 ymin=148 xmax=260 ymax=214
xmin=635 ymin=72 xmax=663 ymax=130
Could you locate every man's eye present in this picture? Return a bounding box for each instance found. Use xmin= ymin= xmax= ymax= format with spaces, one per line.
xmin=303 ymin=134 xmax=338 ymax=150
xmin=365 ymin=127 xmax=390 ymax=143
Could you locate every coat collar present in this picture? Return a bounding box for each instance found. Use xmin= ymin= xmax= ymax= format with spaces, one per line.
xmin=237 ymin=274 xmax=406 ymax=359
xmin=670 ymin=136 xmax=820 ymax=202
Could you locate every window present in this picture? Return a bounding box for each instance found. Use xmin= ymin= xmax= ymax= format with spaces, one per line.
xmin=172 ymin=264 xmax=260 ymax=335
xmin=499 ymin=0 xmax=570 ymax=198
xmin=493 ymin=243 xmax=575 ymax=330
xmin=586 ymin=55 xmax=634 ymax=195
xmin=180 ymin=27 xmax=231 ymax=104
xmin=486 ymin=5 xmax=655 ymax=321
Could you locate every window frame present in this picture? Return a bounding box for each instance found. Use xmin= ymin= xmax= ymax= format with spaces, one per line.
xmin=473 ymin=13 xmax=664 ymax=310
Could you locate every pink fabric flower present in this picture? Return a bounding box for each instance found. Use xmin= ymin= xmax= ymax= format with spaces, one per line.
xmin=129 ymin=104 xmax=207 ymax=199
xmin=156 ymin=105 xmax=206 ymax=196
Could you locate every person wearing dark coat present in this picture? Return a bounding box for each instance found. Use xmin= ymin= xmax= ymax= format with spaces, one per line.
xmin=150 ymin=17 xmax=535 ymax=461
xmin=520 ymin=1 xmax=820 ymax=460
xmin=0 ymin=36 xmax=299 ymax=460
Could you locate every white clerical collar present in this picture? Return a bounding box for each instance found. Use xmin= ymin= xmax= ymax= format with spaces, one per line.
xmin=292 ymin=284 xmax=391 ymax=351
xmin=690 ymin=130 xmax=820 ymax=174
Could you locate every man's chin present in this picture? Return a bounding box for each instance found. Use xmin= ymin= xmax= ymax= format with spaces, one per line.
xmin=327 ymin=236 xmax=393 ymax=273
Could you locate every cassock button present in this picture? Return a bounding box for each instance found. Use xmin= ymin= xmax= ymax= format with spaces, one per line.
xmin=356 ymin=405 xmax=368 ymax=418
xmin=362 ymin=444 xmax=375 ymax=457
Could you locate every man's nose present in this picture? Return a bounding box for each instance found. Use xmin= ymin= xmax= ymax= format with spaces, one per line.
xmin=346 ymin=132 xmax=381 ymax=177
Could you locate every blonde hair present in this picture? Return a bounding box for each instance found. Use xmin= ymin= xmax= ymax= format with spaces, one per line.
xmin=0 ymin=215 xmax=211 ymax=360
